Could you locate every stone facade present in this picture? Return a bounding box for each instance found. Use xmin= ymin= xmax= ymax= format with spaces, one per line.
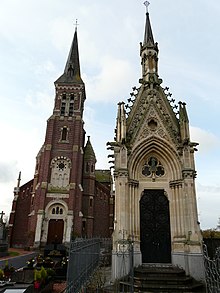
xmin=108 ymin=12 xmax=204 ymax=281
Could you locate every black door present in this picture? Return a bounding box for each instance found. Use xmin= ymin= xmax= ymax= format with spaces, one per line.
xmin=140 ymin=189 xmax=171 ymax=263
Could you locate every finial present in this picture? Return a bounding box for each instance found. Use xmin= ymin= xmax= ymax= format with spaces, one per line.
xmin=0 ymin=211 xmax=5 ymax=222
xmin=144 ymin=1 xmax=150 ymax=12
xmin=75 ymin=19 xmax=79 ymax=31
xmin=17 ymin=171 xmax=21 ymax=188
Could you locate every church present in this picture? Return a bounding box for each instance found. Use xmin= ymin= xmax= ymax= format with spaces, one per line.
xmin=8 ymin=29 xmax=114 ymax=249
xmin=8 ymin=4 xmax=205 ymax=282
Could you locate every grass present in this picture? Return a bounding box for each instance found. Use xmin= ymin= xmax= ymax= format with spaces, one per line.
xmin=8 ymin=251 xmax=20 ymax=257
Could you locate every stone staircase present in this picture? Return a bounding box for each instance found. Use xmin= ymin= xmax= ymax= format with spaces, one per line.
xmin=119 ymin=264 xmax=206 ymax=292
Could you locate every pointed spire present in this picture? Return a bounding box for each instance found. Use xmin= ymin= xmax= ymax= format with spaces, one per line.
xmin=84 ymin=136 xmax=97 ymax=162
xmin=144 ymin=12 xmax=155 ymax=46
xmin=140 ymin=3 xmax=159 ymax=83
xmin=179 ymin=102 xmax=190 ymax=142
xmin=116 ymin=102 xmax=126 ymax=143
xmin=55 ymin=28 xmax=83 ymax=84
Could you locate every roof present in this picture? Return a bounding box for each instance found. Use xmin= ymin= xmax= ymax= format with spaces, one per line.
xmin=55 ymin=29 xmax=83 ymax=84
xmin=95 ymin=170 xmax=111 ymax=183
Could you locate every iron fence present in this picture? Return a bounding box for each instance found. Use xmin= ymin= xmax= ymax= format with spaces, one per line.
xmin=203 ymin=243 xmax=220 ymax=292
xmin=66 ymin=238 xmax=112 ymax=293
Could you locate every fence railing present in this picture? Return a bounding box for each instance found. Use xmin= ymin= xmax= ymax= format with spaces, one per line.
xmin=66 ymin=238 xmax=111 ymax=293
xmin=203 ymin=243 xmax=220 ymax=293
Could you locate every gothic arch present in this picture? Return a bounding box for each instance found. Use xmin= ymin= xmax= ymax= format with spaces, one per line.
xmin=129 ymin=136 xmax=182 ymax=180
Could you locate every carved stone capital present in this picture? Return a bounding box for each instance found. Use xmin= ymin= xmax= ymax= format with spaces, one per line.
xmin=169 ymin=179 xmax=183 ymax=189
xmin=128 ymin=179 xmax=139 ymax=187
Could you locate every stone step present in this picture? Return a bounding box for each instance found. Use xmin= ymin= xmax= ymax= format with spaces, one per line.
xmin=119 ymin=265 xmax=206 ymax=293
xmin=120 ymin=280 xmax=205 ymax=292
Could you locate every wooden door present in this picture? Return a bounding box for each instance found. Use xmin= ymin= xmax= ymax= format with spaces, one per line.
xmin=47 ymin=219 xmax=64 ymax=244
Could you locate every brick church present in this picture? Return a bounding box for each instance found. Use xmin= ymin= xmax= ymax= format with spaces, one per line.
xmin=8 ymin=29 xmax=114 ymax=249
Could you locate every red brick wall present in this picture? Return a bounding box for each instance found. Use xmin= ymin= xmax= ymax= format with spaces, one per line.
xmin=9 ymin=180 xmax=33 ymax=247
xmin=93 ymin=181 xmax=112 ymax=238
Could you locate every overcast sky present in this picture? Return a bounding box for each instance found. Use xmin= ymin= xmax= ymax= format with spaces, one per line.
xmin=0 ymin=0 xmax=220 ymax=229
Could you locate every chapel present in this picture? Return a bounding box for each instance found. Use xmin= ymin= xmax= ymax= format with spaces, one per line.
xmin=108 ymin=8 xmax=204 ymax=281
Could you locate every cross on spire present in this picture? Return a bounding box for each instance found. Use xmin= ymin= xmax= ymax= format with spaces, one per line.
xmin=75 ymin=19 xmax=79 ymax=31
xmin=144 ymin=1 xmax=150 ymax=12
xmin=0 ymin=211 xmax=5 ymax=222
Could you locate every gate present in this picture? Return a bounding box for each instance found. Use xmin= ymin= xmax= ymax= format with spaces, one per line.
xmin=140 ymin=189 xmax=171 ymax=263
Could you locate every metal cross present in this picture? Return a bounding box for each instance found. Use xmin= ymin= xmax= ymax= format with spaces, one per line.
xmin=0 ymin=211 xmax=5 ymax=221
xmin=75 ymin=19 xmax=79 ymax=30
xmin=144 ymin=1 xmax=150 ymax=12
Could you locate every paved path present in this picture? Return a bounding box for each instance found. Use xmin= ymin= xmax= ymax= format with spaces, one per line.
xmin=0 ymin=252 xmax=38 ymax=270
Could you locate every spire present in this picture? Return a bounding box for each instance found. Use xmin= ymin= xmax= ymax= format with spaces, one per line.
xmin=140 ymin=3 xmax=159 ymax=83
xmin=55 ymin=28 xmax=83 ymax=84
xmin=116 ymin=102 xmax=126 ymax=143
xmin=144 ymin=12 xmax=155 ymax=47
xmin=84 ymin=136 xmax=97 ymax=162
xmin=179 ymin=102 xmax=190 ymax=142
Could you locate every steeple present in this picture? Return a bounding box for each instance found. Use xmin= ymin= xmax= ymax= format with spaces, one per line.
xmin=144 ymin=12 xmax=155 ymax=47
xmin=55 ymin=28 xmax=83 ymax=84
xmin=140 ymin=4 xmax=159 ymax=83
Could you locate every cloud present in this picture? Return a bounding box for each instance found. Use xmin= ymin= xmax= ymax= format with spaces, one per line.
xmin=0 ymin=161 xmax=18 ymax=183
xmin=197 ymin=183 xmax=220 ymax=194
xmin=197 ymin=187 xmax=220 ymax=229
xmin=25 ymin=90 xmax=54 ymax=112
xmin=190 ymin=126 xmax=220 ymax=153
xmin=84 ymin=56 xmax=135 ymax=103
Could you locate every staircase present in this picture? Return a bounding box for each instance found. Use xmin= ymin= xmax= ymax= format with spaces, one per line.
xmin=119 ymin=264 xmax=206 ymax=292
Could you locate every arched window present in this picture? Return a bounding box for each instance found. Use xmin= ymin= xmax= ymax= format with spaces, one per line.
xmin=61 ymin=127 xmax=68 ymax=141
xmin=50 ymin=205 xmax=65 ymax=215
xmin=60 ymin=94 xmax=66 ymax=115
xmin=60 ymin=93 xmax=75 ymax=116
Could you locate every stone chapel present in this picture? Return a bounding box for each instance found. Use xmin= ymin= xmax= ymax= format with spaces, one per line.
xmin=8 ymin=29 xmax=114 ymax=249
xmin=108 ymin=10 xmax=204 ymax=281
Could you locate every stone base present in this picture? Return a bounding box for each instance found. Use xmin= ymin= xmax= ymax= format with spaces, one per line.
xmin=111 ymin=250 xmax=141 ymax=281
xmin=172 ymin=252 xmax=205 ymax=281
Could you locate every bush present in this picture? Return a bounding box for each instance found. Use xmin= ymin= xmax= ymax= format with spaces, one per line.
xmin=34 ymin=269 xmax=41 ymax=282
xmin=0 ymin=269 xmax=4 ymax=280
xmin=40 ymin=266 xmax=47 ymax=282
xmin=202 ymin=229 xmax=220 ymax=238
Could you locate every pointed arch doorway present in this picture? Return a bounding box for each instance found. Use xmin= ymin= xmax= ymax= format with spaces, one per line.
xmin=140 ymin=189 xmax=171 ymax=263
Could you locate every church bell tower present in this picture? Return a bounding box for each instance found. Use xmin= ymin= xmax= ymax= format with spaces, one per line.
xmin=28 ymin=28 xmax=86 ymax=247
xmin=109 ymin=6 xmax=204 ymax=281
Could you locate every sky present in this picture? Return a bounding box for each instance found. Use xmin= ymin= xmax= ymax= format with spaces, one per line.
xmin=0 ymin=0 xmax=220 ymax=229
